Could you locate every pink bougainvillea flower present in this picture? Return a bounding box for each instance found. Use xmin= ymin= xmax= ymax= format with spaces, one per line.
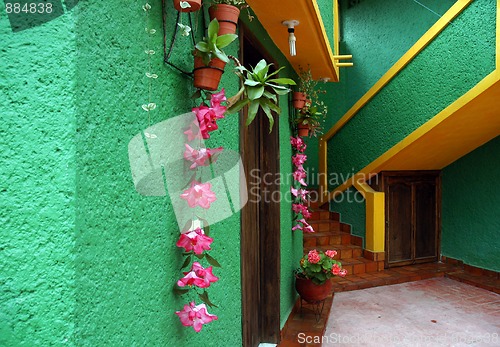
xmin=325 ymin=250 xmax=338 ymax=259
xmin=184 ymin=144 xmax=223 ymax=170
xmin=303 ymin=224 xmax=315 ymax=233
xmin=292 ymin=153 xmax=307 ymax=167
xmin=184 ymin=121 xmax=203 ymax=142
xmin=292 ymin=203 xmax=304 ymax=214
xmin=178 ymin=262 xmax=218 ymax=288
xmin=210 ymin=88 xmax=227 ymax=116
xmin=307 ymin=249 xmax=321 ymax=264
xmin=177 ymin=269 xmax=206 ymax=288
xmin=292 ymin=169 xmax=308 ymax=186
xmin=175 ymin=302 xmax=218 ymax=332
xmin=290 ymin=136 xmax=307 ymax=152
xmin=180 ymin=181 xmax=217 ymax=209
xmin=176 ymin=227 xmax=213 ymax=255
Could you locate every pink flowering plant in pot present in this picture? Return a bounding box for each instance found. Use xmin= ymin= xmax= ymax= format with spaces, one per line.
xmin=296 ymin=249 xmax=347 ymax=285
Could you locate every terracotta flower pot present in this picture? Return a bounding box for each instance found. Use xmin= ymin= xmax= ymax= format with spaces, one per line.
xmin=295 ymin=277 xmax=333 ymax=303
xmin=209 ymin=4 xmax=240 ymax=35
xmin=293 ymin=92 xmax=307 ymax=109
xmin=173 ymin=0 xmax=202 ymax=12
xmin=193 ymin=56 xmax=226 ymax=91
xmin=297 ymin=123 xmax=309 ymax=137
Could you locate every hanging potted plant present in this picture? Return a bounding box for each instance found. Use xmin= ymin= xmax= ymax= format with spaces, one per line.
xmin=193 ymin=18 xmax=238 ymax=91
xmin=226 ymin=58 xmax=296 ymax=133
xmin=173 ymin=0 xmax=203 ymax=12
xmin=295 ymin=249 xmax=346 ymax=303
xmin=208 ymin=0 xmax=248 ymax=35
xmin=295 ymin=101 xmax=326 ymax=137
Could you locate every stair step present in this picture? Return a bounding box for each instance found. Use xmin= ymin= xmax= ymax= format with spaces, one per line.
xmin=303 ymin=231 xmax=353 ymax=247
xmin=304 ymin=244 xmax=364 ymax=260
xmin=309 ymin=211 xmax=340 ymax=221
xmin=308 ymin=220 xmax=342 ymax=232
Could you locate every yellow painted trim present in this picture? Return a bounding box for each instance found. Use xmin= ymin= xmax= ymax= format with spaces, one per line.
xmin=353 ymin=181 xmax=385 ymax=253
xmin=319 ymin=0 xmax=473 ymax=195
xmin=321 ymin=70 xmax=500 ymax=205
xmin=333 ymin=0 xmax=340 ymax=77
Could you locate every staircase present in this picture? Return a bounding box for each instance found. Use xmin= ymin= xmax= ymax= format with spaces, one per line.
xmin=304 ymin=201 xmax=384 ymax=278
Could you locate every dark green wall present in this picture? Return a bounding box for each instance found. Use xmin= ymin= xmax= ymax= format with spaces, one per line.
xmin=442 ymin=137 xmax=500 ymax=272
xmin=328 ymin=0 xmax=496 ymax=180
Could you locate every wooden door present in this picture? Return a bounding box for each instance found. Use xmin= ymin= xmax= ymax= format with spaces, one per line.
xmin=240 ymin=26 xmax=281 ymax=347
xmin=383 ymin=171 xmax=440 ymax=268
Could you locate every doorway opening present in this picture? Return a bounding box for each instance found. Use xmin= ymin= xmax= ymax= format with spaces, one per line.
xmin=240 ymin=25 xmax=281 ymax=347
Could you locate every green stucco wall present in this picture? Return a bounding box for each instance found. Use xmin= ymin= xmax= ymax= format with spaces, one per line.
xmin=327 ymin=0 xmax=496 ymax=180
xmin=2 ymin=0 xmax=303 ymax=344
xmin=442 ymin=137 xmax=500 ymax=272
xmin=0 ymin=7 xmax=77 ymax=347
xmin=74 ymin=1 xmax=244 ymax=346
xmin=330 ymin=187 xmax=366 ymax=241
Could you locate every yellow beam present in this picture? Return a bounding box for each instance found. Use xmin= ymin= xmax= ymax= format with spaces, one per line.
xmin=353 ymin=181 xmax=385 ymax=253
xmin=245 ymin=0 xmax=338 ymax=81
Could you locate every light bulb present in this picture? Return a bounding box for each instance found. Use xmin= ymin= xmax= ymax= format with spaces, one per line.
xmin=282 ymin=20 xmax=299 ymax=57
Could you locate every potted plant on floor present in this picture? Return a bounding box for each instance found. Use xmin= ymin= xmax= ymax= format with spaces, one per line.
xmin=295 ymin=249 xmax=347 ymax=303
xmin=226 ymin=58 xmax=296 ymax=132
xmin=193 ymin=18 xmax=238 ymax=91
xmin=208 ymin=0 xmax=248 ymax=35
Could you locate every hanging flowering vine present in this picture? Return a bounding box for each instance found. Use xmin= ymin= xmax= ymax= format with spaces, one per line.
xmin=174 ymin=90 xmax=229 ymax=332
xmin=290 ymin=136 xmax=315 ymax=233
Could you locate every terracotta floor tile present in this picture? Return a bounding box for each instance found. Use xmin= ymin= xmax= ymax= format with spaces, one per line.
xmin=279 ymin=263 xmax=499 ymax=347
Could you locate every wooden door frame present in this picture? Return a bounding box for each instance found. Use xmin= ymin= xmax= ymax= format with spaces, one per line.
xmin=239 ymin=24 xmax=281 ymax=347
xmin=380 ymin=171 xmax=441 ymax=268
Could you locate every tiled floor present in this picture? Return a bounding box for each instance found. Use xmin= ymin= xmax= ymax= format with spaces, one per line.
xmin=279 ymin=263 xmax=500 ymax=347
xmin=323 ymin=278 xmax=500 ymax=346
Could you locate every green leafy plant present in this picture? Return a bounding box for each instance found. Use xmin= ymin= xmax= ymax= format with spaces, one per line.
xmin=194 ymin=18 xmax=238 ymax=65
xmin=227 ymin=59 xmax=296 ymax=132
xmin=295 ymin=249 xmax=346 ymax=285
xmin=294 ymin=66 xmax=328 ymax=136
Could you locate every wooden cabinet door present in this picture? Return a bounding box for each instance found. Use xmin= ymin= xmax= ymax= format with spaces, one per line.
xmin=383 ymin=172 xmax=440 ymax=267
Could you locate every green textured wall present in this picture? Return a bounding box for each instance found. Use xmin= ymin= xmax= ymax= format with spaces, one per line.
xmin=330 ymin=187 xmax=365 ymax=241
xmin=328 ymin=0 xmax=496 ymax=179
xmin=74 ymin=0 xmax=242 ymax=346
xmin=442 ymin=137 xmax=500 ymax=272
xmin=1 ymin=0 xmax=303 ymax=344
xmin=0 ymin=7 xmax=76 ymax=347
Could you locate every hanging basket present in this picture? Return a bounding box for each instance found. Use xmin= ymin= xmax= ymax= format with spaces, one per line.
xmin=293 ymin=92 xmax=307 ymax=109
xmin=295 ymin=277 xmax=333 ymax=303
xmin=297 ymin=123 xmax=309 ymax=137
xmin=173 ymin=0 xmax=202 ymax=12
xmin=208 ymin=4 xmax=240 ymax=35
xmin=193 ymin=56 xmax=226 ymax=91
